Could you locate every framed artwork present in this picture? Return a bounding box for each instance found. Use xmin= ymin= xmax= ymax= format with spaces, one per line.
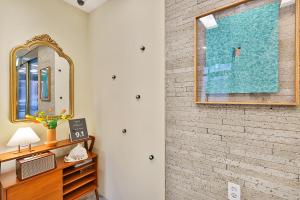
xmin=40 ymin=67 xmax=51 ymax=101
xmin=194 ymin=0 xmax=299 ymax=105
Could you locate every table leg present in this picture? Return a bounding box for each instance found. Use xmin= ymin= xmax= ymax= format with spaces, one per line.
xmin=95 ymin=189 xmax=100 ymax=199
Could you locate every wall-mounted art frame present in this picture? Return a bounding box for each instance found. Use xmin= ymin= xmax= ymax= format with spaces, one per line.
xmin=40 ymin=66 xmax=51 ymax=101
xmin=194 ymin=0 xmax=300 ymax=105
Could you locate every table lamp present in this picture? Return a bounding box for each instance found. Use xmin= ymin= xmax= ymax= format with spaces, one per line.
xmin=7 ymin=127 xmax=40 ymax=153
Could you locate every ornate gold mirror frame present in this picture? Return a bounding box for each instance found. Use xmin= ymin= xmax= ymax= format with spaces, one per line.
xmin=10 ymin=34 xmax=74 ymax=122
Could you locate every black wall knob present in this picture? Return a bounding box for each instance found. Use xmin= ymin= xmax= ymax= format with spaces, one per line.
xmin=140 ymin=46 xmax=146 ymax=51
xmin=60 ymin=96 xmax=63 ymax=100
xmin=149 ymin=155 xmax=154 ymax=160
xmin=112 ymin=75 xmax=117 ymax=80
xmin=122 ymin=129 xmax=127 ymax=134
xmin=77 ymin=0 xmax=85 ymax=6
xmin=136 ymin=95 xmax=141 ymax=100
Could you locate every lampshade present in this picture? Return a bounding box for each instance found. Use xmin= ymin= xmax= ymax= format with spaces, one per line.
xmin=7 ymin=127 xmax=40 ymax=147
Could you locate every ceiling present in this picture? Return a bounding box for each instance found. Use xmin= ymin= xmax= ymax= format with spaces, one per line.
xmin=63 ymin=0 xmax=107 ymax=13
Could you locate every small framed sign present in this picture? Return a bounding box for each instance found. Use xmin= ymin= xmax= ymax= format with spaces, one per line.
xmin=68 ymin=118 xmax=89 ymax=141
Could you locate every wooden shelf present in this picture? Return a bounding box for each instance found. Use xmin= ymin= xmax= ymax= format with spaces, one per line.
xmin=0 ymin=152 xmax=97 ymax=189
xmin=63 ymin=175 xmax=96 ymax=195
xmin=0 ymin=136 xmax=95 ymax=163
xmin=63 ymin=184 xmax=97 ymax=200
xmin=63 ymin=162 xmax=95 ymax=177
xmin=56 ymin=152 xmax=97 ymax=170
xmin=62 ymin=153 xmax=98 ymax=199
xmin=0 ymin=136 xmax=98 ymax=200
xmin=63 ymin=168 xmax=96 ymax=186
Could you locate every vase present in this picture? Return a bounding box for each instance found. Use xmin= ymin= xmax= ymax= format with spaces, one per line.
xmin=46 ymin=128 xmax=57 ymax=147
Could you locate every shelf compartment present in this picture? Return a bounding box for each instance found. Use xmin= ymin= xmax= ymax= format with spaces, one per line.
xmin=63 ymin=184 xmax=97 ymax=200
xmin=63 ymin=162 xmax=95 ymax=177
xmin=57 ymin=153 xmax=97 ymax=171
xmin=63 ymin=175 xmax=96 ymax=195
xmin=63 ymin=168 xmax=96 ymax=186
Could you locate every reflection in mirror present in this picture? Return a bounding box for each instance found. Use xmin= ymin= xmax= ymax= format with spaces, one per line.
xmin=40 ymin=67 xmax=51 ymax=101
xmin=15 ymin=46 xmax=70 ymax=120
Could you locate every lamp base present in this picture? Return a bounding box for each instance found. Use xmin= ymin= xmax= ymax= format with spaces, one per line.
xmin=12 ymin=145 xmax=35 ymax=154
xmin=12 ymin=145 xmax=21 ymax=154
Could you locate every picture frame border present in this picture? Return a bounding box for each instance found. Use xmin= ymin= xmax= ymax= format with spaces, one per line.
xmin=40 ymin=66 xmax=51 ymax=102
xmin=194 ymin=0 xmax=300 ymax=106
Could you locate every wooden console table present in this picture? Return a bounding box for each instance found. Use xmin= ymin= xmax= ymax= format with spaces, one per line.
xmin=0 ymin=136 xmax=99 ymax=200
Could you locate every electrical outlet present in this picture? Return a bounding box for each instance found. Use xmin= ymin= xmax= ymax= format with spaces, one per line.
xmin=228 ymin=182 xmax=240 ymax=200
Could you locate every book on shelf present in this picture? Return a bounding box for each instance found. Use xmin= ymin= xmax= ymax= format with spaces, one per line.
xmin=74 ymin=159 xmax=93 ymax=168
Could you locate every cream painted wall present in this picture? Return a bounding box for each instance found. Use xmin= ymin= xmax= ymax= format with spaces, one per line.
xmin=89 ymin=0 xmax=165 ymax=199
xmin=0 ymin=1 xmax=165 ymax=199
xmin=0 ymin=0 xmax=94 ymax=171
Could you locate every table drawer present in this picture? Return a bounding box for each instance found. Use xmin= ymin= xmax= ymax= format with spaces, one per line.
xmin=7 ymin=170 xmax=62 ymax=200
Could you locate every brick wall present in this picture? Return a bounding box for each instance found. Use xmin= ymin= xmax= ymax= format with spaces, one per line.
xmin=165 ymin=0 xmax=300 ymax=199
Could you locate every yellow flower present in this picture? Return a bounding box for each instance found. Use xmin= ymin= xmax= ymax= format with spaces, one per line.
xmin=36 ymin=118 xmax=43 ymax=122
xmin=25 ymin=115 xmax=34 ymax=119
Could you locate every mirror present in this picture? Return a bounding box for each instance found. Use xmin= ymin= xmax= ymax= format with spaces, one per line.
xmin=10 ymin=34 xmax=74 ymax=122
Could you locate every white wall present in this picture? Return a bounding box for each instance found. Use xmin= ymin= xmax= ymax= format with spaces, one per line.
xmin=0 ymin=1 xmax=165 ymax=199
xmin=0 ymin=0 xmax=94 ymax=171
xmin=89 ymin=0 xmax=165 ymax=199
